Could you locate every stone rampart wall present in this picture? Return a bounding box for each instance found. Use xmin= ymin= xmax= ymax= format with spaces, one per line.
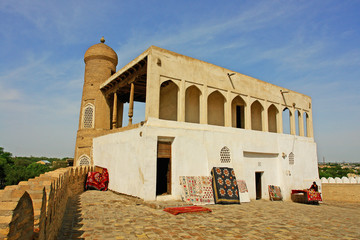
xmin=0 ymin=166 xmax=93 ymax=240
xmin=320 ymin=177 xmax=360 ymax=203
xmin=321 ymin=184 xmax=360 ymax=203
xmin=321 ymin=176 xmax=360 ymax=184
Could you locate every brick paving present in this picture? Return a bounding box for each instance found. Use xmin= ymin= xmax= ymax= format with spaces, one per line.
xmin=58 ymin=191 xmax=360 ymax=240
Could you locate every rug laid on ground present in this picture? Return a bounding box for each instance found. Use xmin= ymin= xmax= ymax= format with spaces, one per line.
xmin=237 ymin=180 xmax=250 ymax=203
xmin=85 ymin=167 xmax=109 ymax=191
xmin=211 ymin=167 xmax=240 ymax=204
xmin=268 ymin=185 xmax=283 ymax=201
xmin=179 ymin=176 xmax=215 ymax=205
xmin=163 ymin=206 xmax=212 ymax=215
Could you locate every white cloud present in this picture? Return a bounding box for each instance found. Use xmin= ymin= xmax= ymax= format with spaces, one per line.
xmin=0 ymin=83 xmax=21 ymax=101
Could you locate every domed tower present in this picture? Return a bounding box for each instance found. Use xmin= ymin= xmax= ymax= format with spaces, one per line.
xmin=74 ymin=37 xmax=118 ymax=166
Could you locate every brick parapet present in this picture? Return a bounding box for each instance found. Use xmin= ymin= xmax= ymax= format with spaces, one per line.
xmin=321 ymin=183 xmax=360 ymax=203
xmin=0 ymin=166 xmax=93 ymax=240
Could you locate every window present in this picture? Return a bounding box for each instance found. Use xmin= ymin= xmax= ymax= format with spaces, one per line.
xmin=220 ymin=146 xmax=231 ymax=163
xmin=79 ymin=155 xmax=90 ymax=166
xmin=289 ymin=152 xmax=294 ymax=165
xmin=83 ymin=104 xmax=94 ymax=128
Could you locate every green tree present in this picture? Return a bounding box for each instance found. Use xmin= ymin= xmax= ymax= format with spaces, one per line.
xmin=0 ymin=147 xmax=13 ymax=188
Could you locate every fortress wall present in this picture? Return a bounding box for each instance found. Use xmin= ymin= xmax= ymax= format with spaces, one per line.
xmin=0 ymin=166 xmax=92 ymax=240
xmin=321 ymin=183 xmax=360 ymax=203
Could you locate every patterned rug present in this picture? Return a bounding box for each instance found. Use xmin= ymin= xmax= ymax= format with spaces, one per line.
xmin=85 ymin=168 xmax=109 ymax=191
xmin=179 ymin=176 xmax=214 ymax=205
xmin=268 ymin=185 xmax=283 ymax=201
xmin=237 ymin=180 xmax=248 ymax=193
xmin=211 ymin=167 xmax=240 ymax=204
xmin=163 ymin=206 xmax=212 ymax=215
xmin=307 ymin=190 xmax=322 ymax=201
xmin=237 ymin=180 xmax=250 ymax=203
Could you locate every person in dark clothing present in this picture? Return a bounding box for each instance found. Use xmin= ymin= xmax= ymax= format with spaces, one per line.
xmin=309 ymin=181 xmax=318 ymax=192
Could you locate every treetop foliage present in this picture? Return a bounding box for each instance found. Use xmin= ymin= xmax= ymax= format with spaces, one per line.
xmin=0 ymin=147 xmax=70 ymax=189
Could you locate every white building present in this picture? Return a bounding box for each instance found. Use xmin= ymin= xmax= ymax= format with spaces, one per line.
xmin=75 ymin=39 xmax=320 ymax=201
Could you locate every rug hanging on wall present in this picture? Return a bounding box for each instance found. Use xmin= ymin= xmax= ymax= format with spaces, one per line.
xmin=268 ymin=185 xmax=283 ymax=201
xmin=237 ymin=180 xmax=250 ymax=203
xmin=179 ymin=176 xmax=215 ymax=205
xmin=85 ymin=167 xmax=109 ymax=191
xmin=211 ymin=167 xmax=240 ymax=204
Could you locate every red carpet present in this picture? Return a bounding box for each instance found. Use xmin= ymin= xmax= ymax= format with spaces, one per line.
xmin=163 ymin=206 xmax=212 ymax=215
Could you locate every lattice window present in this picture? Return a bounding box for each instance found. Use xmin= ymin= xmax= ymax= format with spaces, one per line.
xmin=79 ymin=155 xmax=90 ymax=166
xmin=220 ymin=146 xmax=231 ymax=163
xmin=289 ymin=152 xmax=294 ymax=165
xmin=83 ymin=104 xmax=94 ymax=128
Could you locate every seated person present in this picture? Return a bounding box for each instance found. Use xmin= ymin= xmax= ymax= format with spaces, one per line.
xmin=309 ymin=181 xmax=318 ymax=192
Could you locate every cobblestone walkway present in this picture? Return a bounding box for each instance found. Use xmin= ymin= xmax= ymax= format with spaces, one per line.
xmin=58 ymin=191 xmax=360 ymax=240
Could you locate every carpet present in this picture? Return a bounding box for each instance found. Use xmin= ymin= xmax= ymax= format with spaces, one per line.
xmin=85 ymin=168 xmax=109 ymax=191
xmin=268 ymin=185 xmax=283 ymax=201
xmin=211 ymin=167 xmax=240 ymax=204
xmin=179 ymin=176 xmax=214 ymax=205
xmin=163 ymin=206 xmax=212 ymax=215
xmin=307 ymin=190 xmax=322 ymax=201
xmin=237 ymin=180 xmax=250 ymax=203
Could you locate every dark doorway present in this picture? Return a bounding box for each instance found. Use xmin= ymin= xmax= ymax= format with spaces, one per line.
xmin=156 ymin=141 xmax=172 ymax=195
xmin=255 ymin=172 xmax=263 ymax=200
xmin=156 ymin=158 xmax=171 ymax=195
xmin=236 ymin=106 xmax=242 ymax=128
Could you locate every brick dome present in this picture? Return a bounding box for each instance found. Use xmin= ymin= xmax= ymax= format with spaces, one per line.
xmin=84 ymin=38 xmax=118 ymax=66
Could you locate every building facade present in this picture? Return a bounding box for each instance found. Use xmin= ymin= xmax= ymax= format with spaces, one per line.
xmin=75 ymin=39 xmax=319 ymax=201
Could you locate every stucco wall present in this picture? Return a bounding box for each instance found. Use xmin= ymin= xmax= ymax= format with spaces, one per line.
xmin=93 ymin=118 xmax=319 ymax=201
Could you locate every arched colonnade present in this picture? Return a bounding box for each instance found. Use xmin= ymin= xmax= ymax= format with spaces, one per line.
xmin=159 ymin=79 xmax=312 ymax=137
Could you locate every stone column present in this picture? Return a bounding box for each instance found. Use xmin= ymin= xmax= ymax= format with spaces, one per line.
xmin=298 ymin=110 xmax=304 ymax=136
xmin=128 ymin=82 xmax=135 ymax=125
xmin=200 ymin=85 xmax=208 ymax=124
xmin=307 ymin=111 xmax=314 ymax=138
xmin=262 ymin=101 xmax=268 ymax=132
xmin=290 ymin=108 xmax=296 ymax=135
xmin=277 ymin=104 xmax=283 ymax=133
xmin=224 ymin=91 xmax=232 ymax=127
xmin=178 ymin=80 xmax=185 ymax=122
xmin=112 ymin=92 xmax=117 ymax=129
xmin=245 ymin=96 xmax=251 ymax=130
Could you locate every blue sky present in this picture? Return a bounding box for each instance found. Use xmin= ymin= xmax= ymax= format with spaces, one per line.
xmin=0 ymin=0 xmax=359 ymax=162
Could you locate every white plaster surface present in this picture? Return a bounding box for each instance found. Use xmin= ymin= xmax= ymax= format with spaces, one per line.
xmin=93 ymin=118 xmax=320 ymax=201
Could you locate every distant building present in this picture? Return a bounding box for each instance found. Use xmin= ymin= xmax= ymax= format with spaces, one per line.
xmin=36 ymin=160 xmax=51 ymax=165
xmin=74 ymin=38 xmax=320 ymax=201
xmin=66 ymin=158 xmax=74 ymax=167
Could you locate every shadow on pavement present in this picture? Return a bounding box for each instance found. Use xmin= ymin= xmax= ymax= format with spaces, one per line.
xmin=57 ymin=195 xmax=84 ymax=240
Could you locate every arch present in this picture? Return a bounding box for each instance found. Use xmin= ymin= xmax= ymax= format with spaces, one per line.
xmin=282 ymin=107 xmax=291 ymax=134
xmin=159 ymin=80 xmax=178 ymax=121
xmin=79 ymin=155 xmax=90 ymax=166
xmin=231 ymin=95 xmax=246 ymax=129
xmin=207 ymin=91 xmax=225 ymax=126
xmin=303 ymin=112 xmax=309 ymax=137
xmin=185 ymin=85 xmax=201 ymax=123
xmin=251 ymin=100 xmax=263 ymax=131
xmin=295 ymin=110 xmax=300 ymax=136
xmin=267 ymin=104 xmax=278 ymax=133
xmin=83 ymin=103 xmax=95 ymax=129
